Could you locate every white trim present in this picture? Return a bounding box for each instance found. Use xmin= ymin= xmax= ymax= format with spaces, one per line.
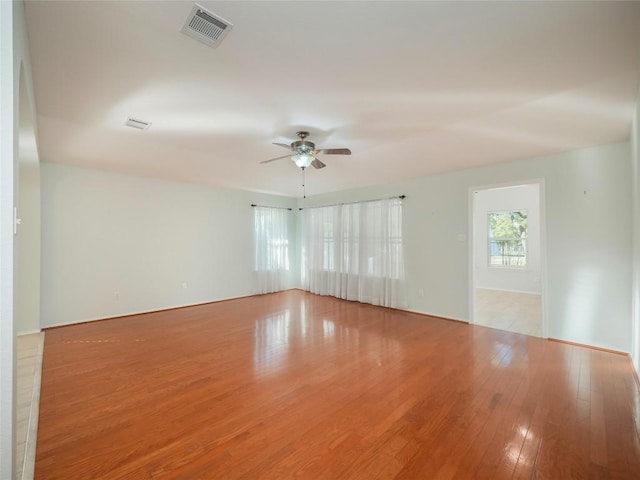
xmin=468 ymin=179 xmax=549 ymax=339
xmin=551 ymin=336 xmax=631 ymax=356
xmin=42 ymin=292 xmax=282 ymax=329
xmin=468 ymin=185 xmax=475 ymax=325
xmin=17 ymin=329 xmax=41 ymax=337
xmin=400 ymin=308 xmax=468 ymax=324
xmin=539 ymin=180 xmax=549 ymax=340
xmin=0 ymin=2 xmax=16 ymax=478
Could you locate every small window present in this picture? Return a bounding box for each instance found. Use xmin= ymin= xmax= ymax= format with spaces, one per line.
xmin=488 ymin=210 xmax=528 ymax=267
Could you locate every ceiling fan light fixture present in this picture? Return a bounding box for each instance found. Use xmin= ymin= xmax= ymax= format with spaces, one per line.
xmin=260 ymin=131 xmax=351 ymax=170
xmin=292 ymin=153 xmax=313 ymax=168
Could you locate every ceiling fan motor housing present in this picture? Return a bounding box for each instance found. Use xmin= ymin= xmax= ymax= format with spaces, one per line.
xmin=292 ymin=140 xmax=316 ymax=154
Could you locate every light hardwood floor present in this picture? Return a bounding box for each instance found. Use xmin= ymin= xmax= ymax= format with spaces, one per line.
xmin=475 ymin=288 xmax=542 ymax=337
xmin=36 ymin=290 xmax=640 ymax=479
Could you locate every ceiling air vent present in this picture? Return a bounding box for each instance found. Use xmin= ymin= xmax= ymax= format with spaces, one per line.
xmin=125 ymin=117 xmax=151 ymax=130
xmin=181 ymin=4 xmax=233 ymax=49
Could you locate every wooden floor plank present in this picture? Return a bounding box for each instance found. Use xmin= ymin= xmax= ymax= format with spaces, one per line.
xmin=35 ymin=290 xmax=640 ymax=479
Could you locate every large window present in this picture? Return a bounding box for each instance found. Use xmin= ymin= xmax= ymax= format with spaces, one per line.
xmin=488 ymin=210 xmax=528 ymax=267
xmin=254 ymin=206 xmax=290 ymax=293
xmin=302 ymin=198 xmax=406 ymax=308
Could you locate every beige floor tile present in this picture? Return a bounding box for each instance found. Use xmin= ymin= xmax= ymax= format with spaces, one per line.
xmin=16 ymin=332 xmax=44 ymax=480
xmin=475 ymin=288 xmax=542 ymax=337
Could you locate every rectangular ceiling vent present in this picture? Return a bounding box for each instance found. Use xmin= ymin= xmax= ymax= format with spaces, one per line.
xmin=125 ymin=117 xmax=151 ymax=130
xmin=181 ymin=4 xmax=233 ymax=49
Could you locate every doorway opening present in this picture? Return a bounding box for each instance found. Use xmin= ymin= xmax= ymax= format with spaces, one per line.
xmin=470 ymin=181 xmax=546 ymax=338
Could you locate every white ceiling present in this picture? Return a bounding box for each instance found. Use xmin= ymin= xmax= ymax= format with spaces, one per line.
xmin=24 ymin=1 xmax=640 ymax=197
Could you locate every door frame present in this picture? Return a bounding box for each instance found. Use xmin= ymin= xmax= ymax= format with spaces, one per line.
xmin=468 ymin=178 xmax=548 ymax=338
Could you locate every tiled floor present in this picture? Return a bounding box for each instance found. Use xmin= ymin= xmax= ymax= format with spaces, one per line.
xmin=16 ymin=332 xmax=44 ymax=480
xmin=474 ymin=288 xmax=542 ymax=337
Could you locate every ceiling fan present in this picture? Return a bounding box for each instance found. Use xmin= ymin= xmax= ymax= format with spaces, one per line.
xmin=260 ymin=131 xmax=351 ymax=170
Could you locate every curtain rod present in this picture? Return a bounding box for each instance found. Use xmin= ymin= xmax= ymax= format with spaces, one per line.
xmin=298 ymin=195 xmax=405 ymax=211
xmin=250 ymin=204 xmax=293 ymax=211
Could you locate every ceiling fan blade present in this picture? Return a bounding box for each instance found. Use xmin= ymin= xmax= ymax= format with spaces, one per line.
xmin=311 ymin=158 xmax=326 ymax=169
xmin=260 ymin=154 xmax=291 ymax=164
xmin=316 ymin=148 xmax=351 ymax=155
xmin=272 ymin=142 xmax=293 ymax=150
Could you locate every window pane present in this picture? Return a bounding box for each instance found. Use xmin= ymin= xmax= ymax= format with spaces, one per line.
xmin=487 ymin=211 xmax=527 ymax=267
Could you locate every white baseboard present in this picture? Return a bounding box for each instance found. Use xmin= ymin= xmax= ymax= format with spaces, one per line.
xmin=399 ymin=307 xmax=468 ymax=324
xmin=18 ymin=329 xmax=41 ymax=336
xmin=42 ymin=290 xmax=303 ymax=329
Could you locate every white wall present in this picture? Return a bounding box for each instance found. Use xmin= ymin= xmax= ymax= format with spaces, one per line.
xmin=1 ymin=1 xmax=40 ymax=477
xmin=16 ymin=160 xmax=40 ymax=334
xmin=473 ymin=184 xmax=541 ymax=294
xmin=40 ymin=163 xmax=298 ymax=327
xmin=299 ymin=142 xmax=632 ymax=353
xmin=16 ymin=67 xmax=41 ymax=335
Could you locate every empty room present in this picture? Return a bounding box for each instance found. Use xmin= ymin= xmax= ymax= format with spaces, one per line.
xmin=3 ymin=1 xmax=640 ymax=479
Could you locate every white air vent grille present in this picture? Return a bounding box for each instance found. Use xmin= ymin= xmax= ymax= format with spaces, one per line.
xmin=181 ymin=4 xmax=233 ymax=49
xmin=125 ymin=117 xmax=151 ymax=130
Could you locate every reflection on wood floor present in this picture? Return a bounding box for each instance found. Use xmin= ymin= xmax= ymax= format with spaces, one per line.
xmin=36 ymin=290 xmax=639 ymax=479
xmin=475 ymin=288 xmax=542 ymax=337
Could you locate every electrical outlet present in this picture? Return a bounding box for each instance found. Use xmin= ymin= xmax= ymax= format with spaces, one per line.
xmin=114 ymin=291 xmax=120 ymax=300
xmin=417 ymin=288 xmax=424 ymax=298
xmin=181 ymin=282 xmax=188 ymax=289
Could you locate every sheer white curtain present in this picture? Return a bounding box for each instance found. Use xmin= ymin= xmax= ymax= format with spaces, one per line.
xmin=302 ymin=198 xmax=406 ymax=308
xmin=254 ymin=206 xmax=290 ymax=294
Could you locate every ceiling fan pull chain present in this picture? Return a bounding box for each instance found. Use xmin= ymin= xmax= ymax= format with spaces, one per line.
xmin=302 ymin=167 xmax=306 ymax=199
